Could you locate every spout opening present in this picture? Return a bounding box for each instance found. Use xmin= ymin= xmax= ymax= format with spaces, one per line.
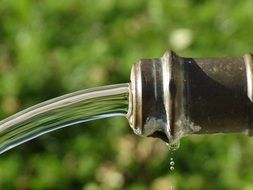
xmin=128 ymin=51 xmax=181 ymax=144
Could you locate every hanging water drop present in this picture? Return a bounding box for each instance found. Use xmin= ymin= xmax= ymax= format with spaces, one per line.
xmin=169 ymin=140 xmax=180 ymax=152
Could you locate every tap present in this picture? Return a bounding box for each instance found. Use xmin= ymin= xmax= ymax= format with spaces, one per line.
xmin=128 ymin=51 xmax=253 ymax=144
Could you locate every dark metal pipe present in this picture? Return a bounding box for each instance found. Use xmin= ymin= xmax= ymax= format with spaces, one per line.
xmin=127 ymin=51 xmax=253 ymax=144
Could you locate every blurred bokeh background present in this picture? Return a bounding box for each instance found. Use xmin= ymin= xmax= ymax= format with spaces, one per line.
xmin=1 ymin=0 xmax=253 ymax=189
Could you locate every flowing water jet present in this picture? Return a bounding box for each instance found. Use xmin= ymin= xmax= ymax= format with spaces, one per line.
xmin=0 ymin=84 xmax=129 ymax=154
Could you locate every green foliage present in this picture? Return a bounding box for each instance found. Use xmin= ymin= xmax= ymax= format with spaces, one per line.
xmin=0 ymin=0 xmax=253 ymax=189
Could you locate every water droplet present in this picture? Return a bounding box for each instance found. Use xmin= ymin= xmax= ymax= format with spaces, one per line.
xmin=167 ymin=142 xmax=179 ymax=172
xmin=169 ymin=157 xmax=175 ymax=171
xmin=169 ymin=141 xmax=180 ymax=152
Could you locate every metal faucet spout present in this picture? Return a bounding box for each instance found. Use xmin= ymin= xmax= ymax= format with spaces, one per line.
xmin=128 ymin=51 xmax=253 ymax=144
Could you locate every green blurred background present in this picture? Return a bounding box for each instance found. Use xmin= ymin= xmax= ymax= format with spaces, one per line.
xmin=1 ymin=0 xmax=253 ymax=189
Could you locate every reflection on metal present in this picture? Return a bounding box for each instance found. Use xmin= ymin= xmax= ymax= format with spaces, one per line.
xmin=128 ymin=51 xmax=253 ymax=143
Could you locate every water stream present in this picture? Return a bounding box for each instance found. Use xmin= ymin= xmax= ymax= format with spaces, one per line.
xmin=167 ymin=141 xmax=180 ymax=171
xmin=0 ymin=83 xmax=130 ymax=154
